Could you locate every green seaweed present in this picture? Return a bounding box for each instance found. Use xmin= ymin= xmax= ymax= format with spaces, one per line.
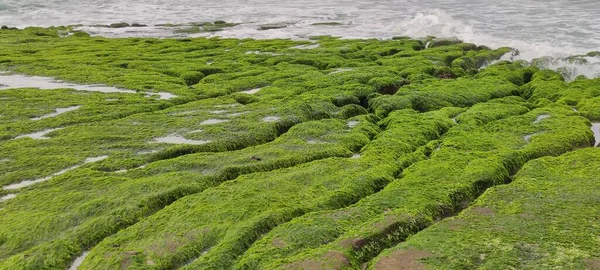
xmin=371 ymin=147 xmax=600 ymax=269
xmin=0 ymin=26 xmax=599 ymax=270
xmin=236 ymin=100 xmax=593 ymax=269
xmin=75 ymin=108 xmax=455 ymax=269
xmin=0 ymin=117 xmax=377 ymax=269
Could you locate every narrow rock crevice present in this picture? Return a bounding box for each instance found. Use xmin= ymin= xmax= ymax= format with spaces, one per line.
xmin=222 ymin=120 xmax=452 ymax=269
xmin=57 ymin=126 xmax=379 ymax=269
xmin=360 ymin=140 xmax=593 ymax=268
xmin=352 ymin=164 xmax=510 ymax=266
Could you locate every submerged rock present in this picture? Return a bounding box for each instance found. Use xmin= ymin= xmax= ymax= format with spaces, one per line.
xmin=109 ymin=22 xmax=130 ymax=28
xmin=587 ymin=51 xmax=600 ymax=57
xmin=0 ymin=25 xmax=18 ymax=30
xmin=311 ymin=22 xmax=343 ymax=26
xmin=259 ymin=24 xmax=287 ymax=31
xmin=424 ymin=37 xmax=462 ymax=49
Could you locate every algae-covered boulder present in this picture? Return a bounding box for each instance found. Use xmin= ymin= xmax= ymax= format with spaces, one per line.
xmin=433 ymin=66 xmax=463 ymax=79
xmin=69 ymin=31 xmax=90 ymax=38
xmin=367 ymin=77 xmax=410 ymax=95
xmin=587 ymin=51 xmax=600 ymax=57
xmin=180 ymin=71 xmax=205 ymax=86
xmin=425 ymin=37 xmax=462 ymax=48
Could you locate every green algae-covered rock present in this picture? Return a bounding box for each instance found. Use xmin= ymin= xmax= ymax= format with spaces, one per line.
xmin=371 ymin=147 xmax=600 ymax=269
xmin=0 ymin=27 xmax=599 ymax=270
xmin=180 ymin=71 xmax=205 ymax=86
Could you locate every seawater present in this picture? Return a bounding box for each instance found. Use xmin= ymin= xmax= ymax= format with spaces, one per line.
xmin=1 ymin=0 xmax=599 ymax=77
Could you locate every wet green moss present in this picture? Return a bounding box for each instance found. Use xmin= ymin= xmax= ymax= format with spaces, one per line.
xmin=78 ymin=109 xmax=454 ymax=270
xmin=0 ymin=27 xmax=599 ymax=270
xmin=236 ymin=102 xmax=593 ymax=269
xmin=0 ymin=117 xmax=377 ymax=269
xmin=371 ymin=147 xmax=600 ymax=269
xmin=1 ymin=94 xmax=364 ymax=186
xmin=369 ymin=75 xmax=520 ymax=117
xmin=0 ymin=88 xmax=170 ymax=140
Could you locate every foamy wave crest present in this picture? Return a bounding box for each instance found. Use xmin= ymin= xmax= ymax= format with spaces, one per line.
xmin=395 ymin=10 xmax=600 ymax=80
xmin=531 ymin=55 xmax=600 ymax=81
xmin=395 ymin=10 xmax=475 ymax=41
xmin=395 ymin=10 xmax=571 ymax=59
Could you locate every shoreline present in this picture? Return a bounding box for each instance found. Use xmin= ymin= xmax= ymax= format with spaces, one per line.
xmin=2 ymin=23 xmax=599 ymax=81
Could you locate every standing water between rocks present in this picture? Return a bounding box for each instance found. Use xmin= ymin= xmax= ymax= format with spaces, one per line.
xmin=68 ymin=251 xmax=89 ymax=270
xmin=591 ymin=123 xmax=600 ymax=147
xmin=31 ymin=106 xmax=81 ymax=121
xmin=0 ymin=194 xmax=16 ymax=202
xmin=533 ymin=114 xmax=550 ymax=124
xmin=240 ymin=88 xmax=262 ymax=94
xmin=0 ymin=74 xmax=177 ymax=100
xmin=152 ymin=135 xmax=211 ymax=145
xmin=14 ymin=127 xmax=64 ymax=140
xmin=2 ymin=156 xmax=109 ymax=190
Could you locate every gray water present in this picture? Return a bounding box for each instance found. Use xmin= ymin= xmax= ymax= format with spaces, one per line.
xmin=262 ymin=116 xmax=280 ymax=122
xmin=240 ymin=88 xmax=262 ymax=95
xmin=0 ymin=74 xmax=178 ymax=99
xmin=31 ymin=106 xmax=81 ymax=121
xmin=2 ymin=156 xmax=108 ymax=190
xmin=152 ymin=134 xmax=211 ymax=145
xmin=199 ymin=119 xmax=229 ymax=125
xmin=533 ymin=114 xmax=551 ymax=124
xmin=1 ymin=1 xmax=599 ymax=77
xmin=591 ymin=123 xmax=600 ymax=147
xmin=68 ymin=251 xmax=89 ymax=270
xmin=0 ymin=194 xmax=16 ymax=202
xmin=14 ymin=127 xmax=64 ymax=140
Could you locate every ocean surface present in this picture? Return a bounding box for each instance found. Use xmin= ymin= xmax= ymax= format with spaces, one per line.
xmin=1 ymin=0 xmax=599 ymax=78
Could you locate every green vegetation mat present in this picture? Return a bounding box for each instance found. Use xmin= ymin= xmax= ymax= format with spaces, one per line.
xmin=0 ymin=27 xmax=599 ymax=269
xmin=371 ymin=147 xmax=600 ymax=269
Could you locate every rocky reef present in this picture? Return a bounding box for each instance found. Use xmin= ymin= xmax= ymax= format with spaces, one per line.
xmin=0 ymin=27 xmax=599 ymax=269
